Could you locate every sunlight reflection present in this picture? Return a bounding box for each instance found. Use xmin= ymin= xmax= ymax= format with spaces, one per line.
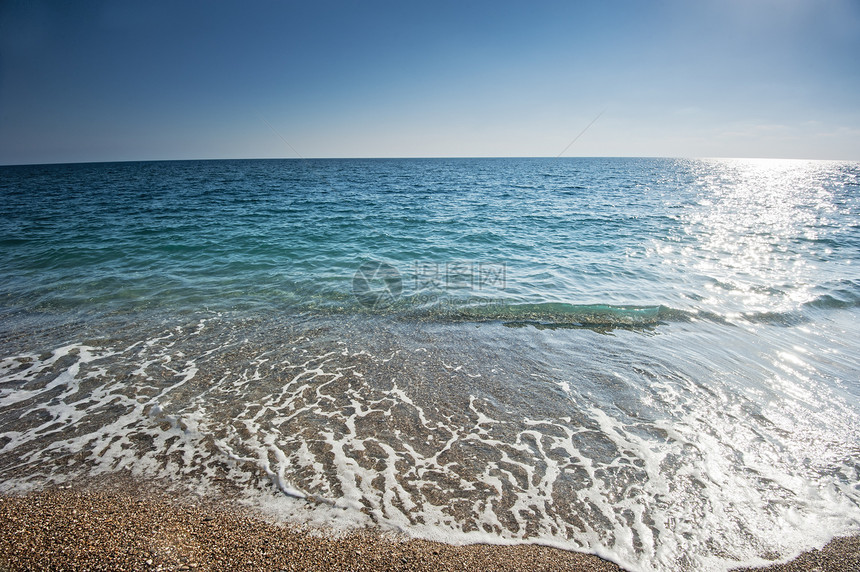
xmin=672 ymin=158 xmax=841 ymax=318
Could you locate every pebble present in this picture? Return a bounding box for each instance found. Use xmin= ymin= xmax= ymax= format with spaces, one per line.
xmin=0 ymin=487 xmax=856 ymax=572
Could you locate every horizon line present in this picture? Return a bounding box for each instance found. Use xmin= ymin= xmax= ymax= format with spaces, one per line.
xmin=2 ymin=155 xmax=856 ymax=168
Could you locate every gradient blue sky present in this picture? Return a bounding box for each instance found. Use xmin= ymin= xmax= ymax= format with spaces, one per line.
xmin=1 ymin=0 xmax=859 ymax=164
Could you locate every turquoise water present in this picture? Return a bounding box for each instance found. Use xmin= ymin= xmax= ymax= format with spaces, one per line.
xmin=2 ymin=158 xmax=858 ymax=324
xmin=1 ymin=158 xmax=859 ymax=570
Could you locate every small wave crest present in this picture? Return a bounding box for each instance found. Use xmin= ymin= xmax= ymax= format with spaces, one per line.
xmin=406 ymin=288 xmax=860 ymax=330
xmin=803 ymin=279 xmax=860 ymax=311
xmin=314 ymin=296 xmax=834 ymax=332
xmin=453 ymin=302 xmax=689 ymax=330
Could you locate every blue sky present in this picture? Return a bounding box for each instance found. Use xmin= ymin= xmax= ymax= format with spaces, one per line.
xmin=1 ymin=0 xmax=858 ymax=164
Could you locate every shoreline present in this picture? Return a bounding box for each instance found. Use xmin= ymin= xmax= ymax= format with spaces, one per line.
xmin=0 ymin=483 xmax=857 ymax=572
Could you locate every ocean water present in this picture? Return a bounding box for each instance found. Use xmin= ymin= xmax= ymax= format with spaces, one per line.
xmin=1 ymin=157 xmax=859 ymax=571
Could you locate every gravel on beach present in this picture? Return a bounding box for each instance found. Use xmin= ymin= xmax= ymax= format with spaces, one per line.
xmin=0 ymin=487 xmax=857 ymax=571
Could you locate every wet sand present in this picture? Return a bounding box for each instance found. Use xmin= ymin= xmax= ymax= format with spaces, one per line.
xmin=0 ymin=485 xmax=857 ymax=572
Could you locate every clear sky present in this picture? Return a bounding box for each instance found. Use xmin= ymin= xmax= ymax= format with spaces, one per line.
xmin=1 ymin=0 xmax=858 ymax=164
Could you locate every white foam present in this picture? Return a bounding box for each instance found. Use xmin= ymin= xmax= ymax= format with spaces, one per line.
xmin=2 ymin=321 xmax=859 ymax=572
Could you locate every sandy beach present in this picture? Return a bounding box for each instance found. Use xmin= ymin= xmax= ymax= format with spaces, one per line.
xmin=1 ymin=483 xmax=857 ymax=572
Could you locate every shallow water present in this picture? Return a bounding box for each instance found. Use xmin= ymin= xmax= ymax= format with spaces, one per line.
xmin=1 ymin=157 xmax=859 ymax=571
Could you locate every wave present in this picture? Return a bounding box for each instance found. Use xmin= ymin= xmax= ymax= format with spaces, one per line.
xmin=802 ymin=280 xmax=860 ymax=311
xmin=204 ymin=288 xmax=857 ymax=331
xmin=452 ymin=302 xmax=689 ymax=330
xmin=380 ymin=300 xmax=737 ymax=332
xmin=404 ymin=298 xmax=853 ymax=331
xmin=6 ymin=280 xmax=856 ymax=335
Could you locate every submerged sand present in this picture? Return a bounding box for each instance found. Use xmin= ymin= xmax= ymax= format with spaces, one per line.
xmin=0 ymin=484 xmax=857 ymax=571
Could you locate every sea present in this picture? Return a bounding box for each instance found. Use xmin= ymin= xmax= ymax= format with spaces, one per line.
xmin=1 ymin=157 xmax=858 ymax=571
